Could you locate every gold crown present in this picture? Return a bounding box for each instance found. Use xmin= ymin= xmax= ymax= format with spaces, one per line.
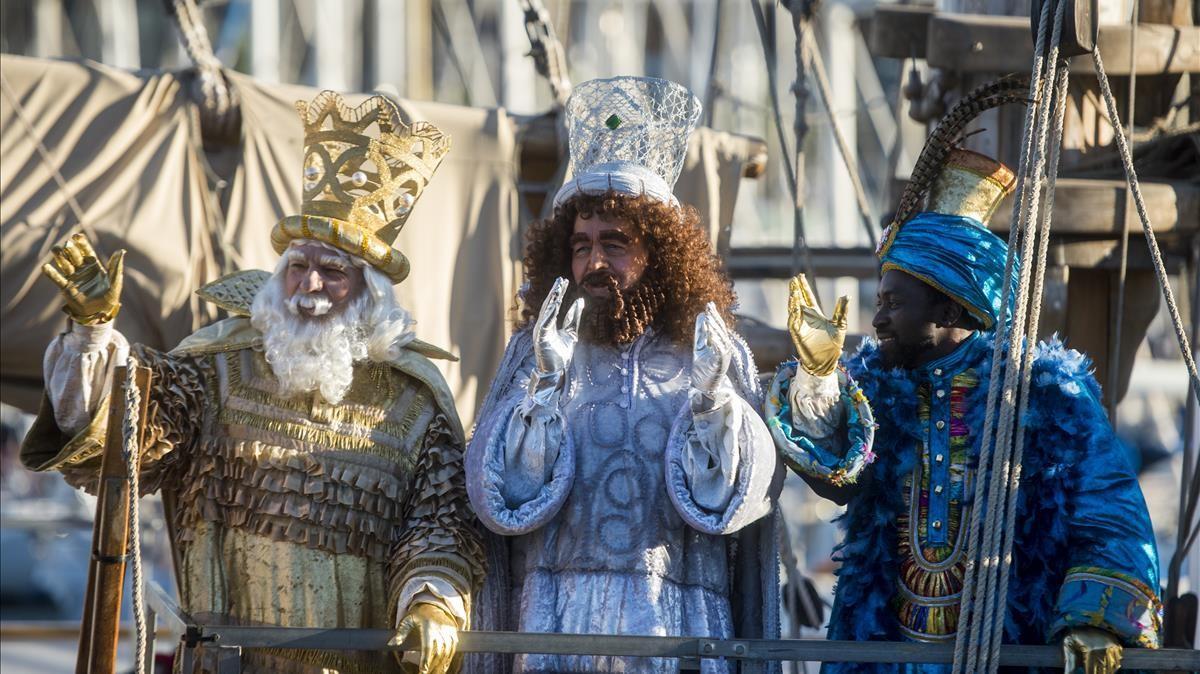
xmin=270 ymin=91 xmax=451 ymax=283
xmin=927 ymin=148 xmax=1016 ymax=225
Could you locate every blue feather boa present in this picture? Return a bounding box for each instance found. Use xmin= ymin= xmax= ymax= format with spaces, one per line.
xmin=823 ymin=333 xmax=1130 ymax=673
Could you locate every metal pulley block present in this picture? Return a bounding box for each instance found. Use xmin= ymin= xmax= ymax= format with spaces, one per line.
xmin=1030 ymin=0 xmax=1099 ymax=58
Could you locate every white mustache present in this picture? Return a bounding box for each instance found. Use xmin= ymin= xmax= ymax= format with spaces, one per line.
xmin=288 ymin=293 xmax=333 ymax=317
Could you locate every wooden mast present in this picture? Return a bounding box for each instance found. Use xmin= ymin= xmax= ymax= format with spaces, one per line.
xmin=76 ymin=364 xmax=151 ymax=674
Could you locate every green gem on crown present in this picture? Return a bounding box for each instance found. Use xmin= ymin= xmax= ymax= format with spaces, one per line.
xmin=605 ymin=114 xmax=622 ymax=130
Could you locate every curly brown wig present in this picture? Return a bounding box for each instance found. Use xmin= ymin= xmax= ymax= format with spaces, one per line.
xmin=519 ymin=192 xmax=736 ymax=345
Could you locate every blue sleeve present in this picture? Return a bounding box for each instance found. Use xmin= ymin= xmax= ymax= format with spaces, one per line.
xmin=1040 ymin=365 xmax=1162 ymax=648
xmin=764 ymin=361 xmax=876 ymax=487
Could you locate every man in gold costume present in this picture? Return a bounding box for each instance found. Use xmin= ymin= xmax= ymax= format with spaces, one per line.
xmin=20 ymin=91 xmax=484 ymax=674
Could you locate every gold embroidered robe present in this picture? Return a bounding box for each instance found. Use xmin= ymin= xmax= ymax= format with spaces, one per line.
xmin=21 ymin=318 xmax=484 ymax=674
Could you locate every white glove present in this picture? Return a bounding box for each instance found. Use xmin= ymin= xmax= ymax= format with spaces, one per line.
xmin=528 ymin=277 xmax=584 ymax=405
xmin=691 ymin=302 xmax=734 ymax=403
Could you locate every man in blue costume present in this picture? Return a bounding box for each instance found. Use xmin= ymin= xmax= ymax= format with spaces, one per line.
xmin=765 ymin=136 xmax=1161 ymax=670
xmin=465 ymin=76 xmax=781 ymax=673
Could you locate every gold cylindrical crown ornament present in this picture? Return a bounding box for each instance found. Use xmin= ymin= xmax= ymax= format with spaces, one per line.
xmin=270 ymin=91 xmax=451 ymax=284
xmin=926 ymin=148 xmax=1016 ymax=226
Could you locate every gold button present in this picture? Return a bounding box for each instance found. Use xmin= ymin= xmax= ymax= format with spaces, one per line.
xmin=932 ymin=520 xmax=943 ymax=529
xmin=936 ymin=420 xmax=946 ymax=430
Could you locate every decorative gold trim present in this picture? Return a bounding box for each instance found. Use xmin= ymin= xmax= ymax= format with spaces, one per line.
xmin=215 ymin=351 xmax=433 ymax=455
xmin=944 ymin=148 xmax=1016 ymax=190
xmin=273 ymin=91 xmax=451 ymax=285
xmin=898 ymin=624 xmax=958 ymax=643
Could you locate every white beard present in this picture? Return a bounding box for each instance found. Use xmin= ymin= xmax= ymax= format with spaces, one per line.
xmin=255 ymin=291 xmax=368 ymax=405
xmin=249 ymin=245 xmax=418 ymax=405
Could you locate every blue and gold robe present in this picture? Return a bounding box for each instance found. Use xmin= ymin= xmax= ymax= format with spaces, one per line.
xmin=768 ymin=332 xmax=1161 ymax=673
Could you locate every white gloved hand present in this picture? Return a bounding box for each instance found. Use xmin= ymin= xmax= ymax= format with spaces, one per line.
xmin=528 ymin=277 xmax=584 ymax=405
xmin=691 ymin=302 xmax=734 ymax=401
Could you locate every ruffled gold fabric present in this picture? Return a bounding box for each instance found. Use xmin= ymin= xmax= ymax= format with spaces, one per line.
xmin=133 ymin=343 xmax=207 ymax=492
xmin=175 ymin=437 xmax=413 ymax=560
xmin=28 ymin=338 xmax=483 ymax=674
xmin=388 ymin=414 xmax=486 ymax=627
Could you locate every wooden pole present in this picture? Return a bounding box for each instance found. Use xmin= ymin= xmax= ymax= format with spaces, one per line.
xmin=76 ymin=364 xmax=151 ymax=674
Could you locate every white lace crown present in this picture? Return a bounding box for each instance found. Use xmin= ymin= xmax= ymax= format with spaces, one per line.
xmin=554 ymin=76 xmax=702 ymax=209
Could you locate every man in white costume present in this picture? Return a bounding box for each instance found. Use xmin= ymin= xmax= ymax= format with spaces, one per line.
xmin=466 ymin=76 xmax=782 ymax=674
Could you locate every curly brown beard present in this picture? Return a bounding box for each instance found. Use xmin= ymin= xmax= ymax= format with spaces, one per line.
xmin=520 ymin=192 xmax=735 ymax=346
xmin=573 ymin=270 xmax=667 ymax=345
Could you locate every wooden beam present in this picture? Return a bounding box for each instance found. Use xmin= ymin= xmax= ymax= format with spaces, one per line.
xmin=927 ymin=15 xmax=1200 ymax=74
xmin=1049 ymin=239 xmax=1187 ymax=271
xmin=1091 ymin=22 xmax=1200 ymax=74
xmin=925 ymin=14 xmax=1033 ymax=73
xmin=867 ymin=5 xmax=934 ymax=60
xmin=78 ymin=365 xmax=152 ymax=674
xmin=987 ymin=178 xmax=1199 ymax=235
xmin=870 ymin=8 xmax=1200 ymax=75
xmin=727 ymin=246 xmax=878 ymax=279
xmin=888 ymin=177 xmax=1199 ymax=238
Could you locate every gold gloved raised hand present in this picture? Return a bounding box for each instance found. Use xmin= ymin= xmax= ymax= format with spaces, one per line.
xmin=389 ymin=602 xmax=460 ymax=674
xmin=1062 ymin=626 xmax=1123 ymax=674
xmin=787 ymin=274 xmax=849 ymax=377
xmin=41 ymin=233 xmax=126 ymax=325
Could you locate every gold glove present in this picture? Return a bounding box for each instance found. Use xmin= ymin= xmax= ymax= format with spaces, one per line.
xmin=389 ymin=603 xmax=460 ymax=674
xmin=1062 ymin=626 xmax=1123 ymax=674
xmin=41 ymin=233 xmax=126 ymax=325
xmin=787 ymin=274 xmax=849 ymax=377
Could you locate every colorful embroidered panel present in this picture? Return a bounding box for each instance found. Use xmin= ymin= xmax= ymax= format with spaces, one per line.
xmin=894 ymin=369 xmax=978 ymax=642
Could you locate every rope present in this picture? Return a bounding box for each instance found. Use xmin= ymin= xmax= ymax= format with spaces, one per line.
xmin=1167 ymin=243 xmax=1200 ymax=616
xmin=1106 ymin=0 xmax=1139 ymax=420
xmin=952 ymin=1 xmax=1065 ymax=670
xmin=977 ymin=25 xmax=1066 ymax=663
xmin=166 ymin=0 xmax=237 ymax=139
xmin=950 ymin=5 xmax=1198 ymax=664
xmin=986 ymin=57 xmax=1071 ymax=674
xmin=804 ymin=31 xmax=879 ymax=249
xmin=122 ymin=360 xmax=147 ymax=672
xmin=702 ymin=0 xmax=725 ymax=127
xmin=789 ymin=6 xmax=819 ymax=296
xmin=752 ymin=0 xmax=798 ymax=201
xmin=751 ymin=0 xmax=819 ymax=298
xmin=952 ymin=0 xmax=1049 ymax=662
xmin=1090 ymin=49 xmax=1200 ymax=395
xmin=431 ymin=2 xmax=477 ymax=107
xmin=516 ymin=0 xmax=572 ymax=108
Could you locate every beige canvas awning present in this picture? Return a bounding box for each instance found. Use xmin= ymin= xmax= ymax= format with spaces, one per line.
xmin=1 ymin=55 xmax=759 ymax=427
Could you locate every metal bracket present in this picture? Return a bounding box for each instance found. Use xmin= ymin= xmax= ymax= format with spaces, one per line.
xmin=183 ymin=625 xmax=215 ymax=648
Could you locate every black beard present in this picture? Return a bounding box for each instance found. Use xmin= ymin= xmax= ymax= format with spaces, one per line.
xmin=878 ymin=335 xmax=936 ymax=369
xmin=572 ymin=272 xmax=661 ymax=346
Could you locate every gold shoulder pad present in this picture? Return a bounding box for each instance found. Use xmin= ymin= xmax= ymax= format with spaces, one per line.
xmin=196 ymin=269 xmax=271 ymax=317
